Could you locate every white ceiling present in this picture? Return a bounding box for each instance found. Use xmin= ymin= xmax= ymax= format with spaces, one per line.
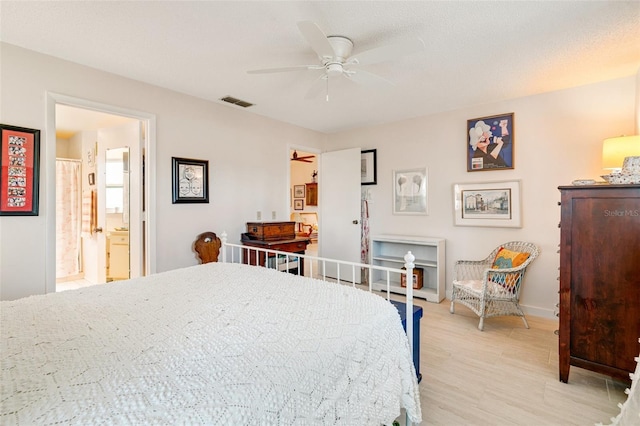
xmin=55 ymin=105 xmax=136 ymax=138
xmin=1 ymin=1 xmax=639 ymax=134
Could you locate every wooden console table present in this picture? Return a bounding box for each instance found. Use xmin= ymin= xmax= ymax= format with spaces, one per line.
xmin=241 ymin=235 xmax=310 ymax=275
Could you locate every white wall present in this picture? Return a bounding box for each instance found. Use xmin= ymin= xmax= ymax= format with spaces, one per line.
xmin=0 ymin=42 xmax=324 ymax=300
xmin=1 ymin=41 xmax=635 ymax=316
xmin=324 ymin=76 xmax=637 ymax=318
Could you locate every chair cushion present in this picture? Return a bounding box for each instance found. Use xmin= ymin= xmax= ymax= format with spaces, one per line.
xmin=492 ymin=247 xmax=530 ymax=269
xmin=453 ymin=279 xmax=511 ymax=296
xmin=454 ymin=279 xmax=484 ymax=291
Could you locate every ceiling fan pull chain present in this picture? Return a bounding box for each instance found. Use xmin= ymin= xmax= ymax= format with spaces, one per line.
xmin=326 ymin=77 xmax=330 ymax=102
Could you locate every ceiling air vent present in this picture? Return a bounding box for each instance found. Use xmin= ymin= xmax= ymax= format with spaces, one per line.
xmin=220 ymin=96 xmax=253 ymax=108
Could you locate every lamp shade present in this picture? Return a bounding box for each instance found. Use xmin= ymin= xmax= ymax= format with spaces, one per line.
xmin=602 ymin=135 xmax=640 ymax=170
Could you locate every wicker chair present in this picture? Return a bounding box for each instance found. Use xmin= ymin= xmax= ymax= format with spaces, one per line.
xmin=450 ymin=241 xmax=539 ymax=331
xmin=194 ymin=232 xmax=221 ymax=263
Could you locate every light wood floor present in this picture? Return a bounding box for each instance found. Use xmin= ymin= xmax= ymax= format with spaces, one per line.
xmin=412 ymin=297 xmax=628 ymax=425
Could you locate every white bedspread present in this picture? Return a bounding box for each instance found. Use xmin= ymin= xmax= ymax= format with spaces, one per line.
xmin=1 ymin=263 xmax=421 ymax=425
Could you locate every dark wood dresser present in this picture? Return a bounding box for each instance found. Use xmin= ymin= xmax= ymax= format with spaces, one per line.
xmin=241 ymin=221 xmax=310 ymax=275
xmin=558 ymin=184 xmax=640 ymax=383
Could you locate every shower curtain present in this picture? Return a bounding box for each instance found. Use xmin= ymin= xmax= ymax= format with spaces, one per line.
xmin=56 ymin=159 xmax=82 ymax=279
xmin=360 ymin=189 xmax=371 ymax=284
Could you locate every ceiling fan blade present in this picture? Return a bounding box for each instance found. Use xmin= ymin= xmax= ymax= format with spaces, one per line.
xmin=297 ymin=21 xmax=335 ymax=60
xmin=304 ymin=74 xmax=328 ymax=100
xmin=247 ymin=65 xmax=323 ymax=74
xmin=297 ymin=155 xmax=315 ymax=160
xmin=349 ymin=38 xmax=425 ymax=66
xmin=345 ymin=69 xmax=394 ymax=87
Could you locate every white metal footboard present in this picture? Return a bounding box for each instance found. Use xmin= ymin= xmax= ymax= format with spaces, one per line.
xmin=220 ymin=232 xmax=418 ymax=424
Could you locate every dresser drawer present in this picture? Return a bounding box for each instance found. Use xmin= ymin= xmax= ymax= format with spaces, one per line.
xmin=110 ymin=235 xmax=129 ymax=245
xmin=269 ymin=241 xmax=308 ymax=252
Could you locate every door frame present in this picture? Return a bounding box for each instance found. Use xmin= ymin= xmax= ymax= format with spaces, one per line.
xmin=287 ymin=143 xmax=321 ymax=215
xmin=45 ymin=92 xmax=157 ymax=293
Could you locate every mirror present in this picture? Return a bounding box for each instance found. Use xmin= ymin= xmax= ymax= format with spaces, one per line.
xmin=105 ymin=147 xmax=130 ymax=281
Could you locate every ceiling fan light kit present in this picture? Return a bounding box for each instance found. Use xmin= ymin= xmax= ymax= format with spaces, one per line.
xmin=247 ymin=21 xmax=424 ymax=101
xmin=291 ymin=150 xmax=315 ymax=163
xmin=326 ymin=36 xmax=353 ymax=62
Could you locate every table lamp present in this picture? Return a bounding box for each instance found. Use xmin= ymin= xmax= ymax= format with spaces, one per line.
xmin=602 ymin=135 xmax=640 ymax=172
xmin=292 ymin=212 xmax=303 ymax=232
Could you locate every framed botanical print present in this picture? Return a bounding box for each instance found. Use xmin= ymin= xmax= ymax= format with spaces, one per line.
xmin=393 ymin=167 xmax=428 ymax=215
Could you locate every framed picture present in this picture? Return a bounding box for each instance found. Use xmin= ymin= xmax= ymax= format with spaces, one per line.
xmin=453 ymin=180 xmax=522 ymax=227
xmin=393 ymin=167 xmax=428 ymax=215
xmin=294 ymin=199 xmax=304 ymax=210
xmin=361 ymin=149 xmax=377 ymax=185
xmin=467 ymin=113 xmax=514 ymax=172
xmin=0 ymin=124 xmax=40 ymax=216
xmin=293 ymin=184 xmax=305 ymax=198
xmin=172 ymin=157 xmax=209 ymax=204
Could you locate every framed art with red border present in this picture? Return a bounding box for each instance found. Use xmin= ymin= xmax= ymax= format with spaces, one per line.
xmin=0 ymin=124 xmax=41 ymax=216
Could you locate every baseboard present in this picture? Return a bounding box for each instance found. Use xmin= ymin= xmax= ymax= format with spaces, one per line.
xmin=521 ymin=304 xmax=557 ymax=320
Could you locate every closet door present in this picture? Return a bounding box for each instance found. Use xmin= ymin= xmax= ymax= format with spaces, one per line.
xmin=319 ymin=148 xmax=361 ymax=283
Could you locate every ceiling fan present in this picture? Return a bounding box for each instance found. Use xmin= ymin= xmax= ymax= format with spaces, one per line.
xmin=247 ymin=21 xmax=425 ymax=100
xmin=291 ymin=150 xmax=315 ymax=163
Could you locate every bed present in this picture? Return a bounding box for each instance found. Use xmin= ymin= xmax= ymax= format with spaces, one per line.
xmin=1 ymin=236 xmax=422 ymax=425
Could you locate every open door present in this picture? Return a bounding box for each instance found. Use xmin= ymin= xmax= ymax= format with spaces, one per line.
xmin=97 ymin=121 xmax=143 ymax=282
xmin=319 ymin=148 xmax=362 ymax=283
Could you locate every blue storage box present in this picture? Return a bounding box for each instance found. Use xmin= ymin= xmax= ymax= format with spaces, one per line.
xmin=390 ymin=300 xmax=423 ymax=382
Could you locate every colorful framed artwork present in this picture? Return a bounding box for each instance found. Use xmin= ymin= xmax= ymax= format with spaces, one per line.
xmin=393 ymin=167 xmax=428 ymax=215
xmin=453 ymin=180 xmax=522 ymax=227
xmin=467 ymin=113 xmax=514 ymax=172
xmin=293 ymin=185 xmax=305 ymax=198
xmin=172 ymin=157 xmax=209 ymax=204
xmin=361 ymin=149 xmax=377 ymax=185
xmin=0 ymin=124 xmax=41 ymax=216
xmin=294 ymin=199 xmax=304 ymax=210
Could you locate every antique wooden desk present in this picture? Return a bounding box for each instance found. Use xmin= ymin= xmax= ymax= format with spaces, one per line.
xmin=241 ymin=221 xmax=310 ymax=275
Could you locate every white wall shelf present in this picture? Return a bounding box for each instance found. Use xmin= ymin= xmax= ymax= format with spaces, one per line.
xmin=370 ymin=235 xmax=445 ymax=303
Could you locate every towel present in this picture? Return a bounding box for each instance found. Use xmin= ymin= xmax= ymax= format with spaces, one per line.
xmin=81 ymin=190 xmax=97 ymax=234
xmin=91 ymin=190 xmax=97 ymax=234
xmin=81 ymin=191 xmax=91 ymax=233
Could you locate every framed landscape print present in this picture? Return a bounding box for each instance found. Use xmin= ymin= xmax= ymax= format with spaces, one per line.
xmin=0 ymin=124 xmax=40 ymax=216
xmin=453 ymin=180 xmax=522 ymax=227
xmin=293 ymin=185 xmax=305 ymax=198
xmin=467 ymin=113 xmax=514 ymax=172
xmin=172 ymin=157 xmax=209 ymax=204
